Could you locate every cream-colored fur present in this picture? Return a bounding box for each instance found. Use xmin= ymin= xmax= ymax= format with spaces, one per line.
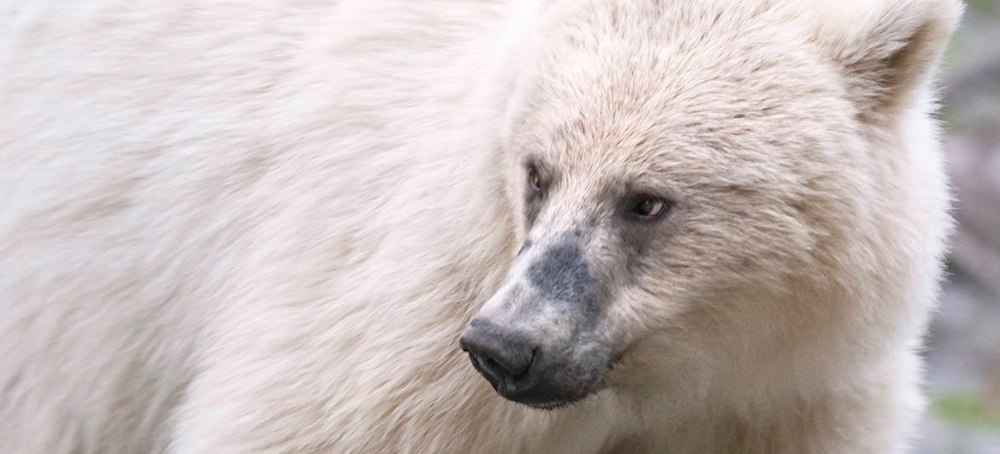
xmin=0 ymin=0 xmax=960 ymax=452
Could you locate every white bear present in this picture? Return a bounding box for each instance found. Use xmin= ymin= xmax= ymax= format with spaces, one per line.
xmin=0 ymin=0 xmax=960 ymax=452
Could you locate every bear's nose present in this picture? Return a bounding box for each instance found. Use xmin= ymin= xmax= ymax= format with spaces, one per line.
xmin=459 ymin=318 xmax=537 ymax=387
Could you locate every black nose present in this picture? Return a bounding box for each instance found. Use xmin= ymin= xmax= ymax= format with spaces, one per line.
xmin=459 ymin=318 xmax=537 ymax=387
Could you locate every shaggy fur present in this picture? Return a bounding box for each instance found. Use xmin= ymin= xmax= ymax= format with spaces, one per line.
xmin=0 ymin=0 xmax=960 ymax=452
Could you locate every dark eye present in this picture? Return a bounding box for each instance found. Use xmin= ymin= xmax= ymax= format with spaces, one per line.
xmin=630 ymin=195 xmax=671 ymax=220
xmin=527 ymin=166 xmax=542 ymax=193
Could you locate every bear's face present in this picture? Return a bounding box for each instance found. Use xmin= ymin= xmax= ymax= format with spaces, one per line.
xmin=461 ymin=0 xmax=956 ymax=409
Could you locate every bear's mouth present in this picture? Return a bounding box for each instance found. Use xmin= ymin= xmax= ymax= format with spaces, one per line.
xmin=496 ymin=384 xmax=592 ymax=411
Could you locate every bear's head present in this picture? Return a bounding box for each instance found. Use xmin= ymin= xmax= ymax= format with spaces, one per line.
xmin=460 ymin=0 xmax=959 ymax=409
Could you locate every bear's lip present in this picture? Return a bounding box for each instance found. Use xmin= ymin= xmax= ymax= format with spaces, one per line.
xmin=523 ymin=399 xmax=575 ymax=411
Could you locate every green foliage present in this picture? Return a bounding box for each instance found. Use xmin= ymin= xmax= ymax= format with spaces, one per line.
xmin=967 ymin=0 xmax=1000 ymax=15
xmin=932 ymin=391 xmax=1000 ymax=431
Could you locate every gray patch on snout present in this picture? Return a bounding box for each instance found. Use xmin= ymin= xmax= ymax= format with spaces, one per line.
xmin=527 ymin=242 xmax=598 ymax=327
xmin=517 ymin=240 xmax=533 ymax=256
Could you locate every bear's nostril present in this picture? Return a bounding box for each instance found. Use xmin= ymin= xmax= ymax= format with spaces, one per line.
xmin=459 ymin=320 xmax=537 ymax=384
xmin=469 ymin=352 xmax=513 ymax=386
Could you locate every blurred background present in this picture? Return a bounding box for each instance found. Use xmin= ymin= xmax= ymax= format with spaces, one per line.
xmin=918 ymin=0 xmax=1000 ymax=452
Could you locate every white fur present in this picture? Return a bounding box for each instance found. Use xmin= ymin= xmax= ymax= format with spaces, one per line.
xmin=0 ymin=0 xmax=960 ymax=452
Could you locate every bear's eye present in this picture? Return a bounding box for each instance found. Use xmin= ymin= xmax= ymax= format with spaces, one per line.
xmin=630 ymin=195 xmax=671 ymax=220
xmin=527 ymin=166 xmax=543 ymax=193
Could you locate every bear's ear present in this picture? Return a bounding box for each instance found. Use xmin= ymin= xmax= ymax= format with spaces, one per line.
xmin=810 ymin=0 xmax=962 ymax=122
